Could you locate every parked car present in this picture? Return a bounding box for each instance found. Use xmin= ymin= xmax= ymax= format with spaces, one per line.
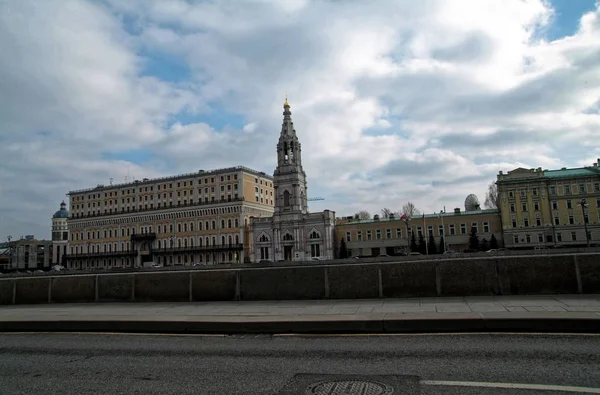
xmin=409 ymin=252 xmax=422 ymax=256
xmin=485 ymin=249 xmax=498 ymax=253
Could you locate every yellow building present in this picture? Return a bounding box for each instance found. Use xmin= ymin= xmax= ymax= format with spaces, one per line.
xmin=335 ymin=208 xmax=503 ymax=257
xmin=66 ymin=166 xmax=274 ymax=269
xmin=497 ymin=159 xmax=600 ymax=249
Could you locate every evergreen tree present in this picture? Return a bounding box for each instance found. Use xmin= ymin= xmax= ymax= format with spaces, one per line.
xmin=490 ymin=234 xmax=499 ymax=249
xmin=438 ymin=235 xmax=446 ymax=253
xmin=428 ymin=234 xmax=437 ymax=255
xmin=469 ymin=226 xmax=479 ymax=250
xmin=480 ymin=237 xmax=489 ymax=251
xmin=339 ymin=238 xmax=348 ymax=259
xmin=410 ymin=232 xmax=418 ymax=252
xmin=418 ymin=232 xmax=427 ymax=254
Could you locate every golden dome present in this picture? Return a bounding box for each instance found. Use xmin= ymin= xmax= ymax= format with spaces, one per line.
xmin=284 ymin=95 xmax=290 ymax=107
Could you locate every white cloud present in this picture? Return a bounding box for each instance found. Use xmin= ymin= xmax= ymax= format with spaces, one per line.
xmin=1 ymin=0 xmax=599 ymax=239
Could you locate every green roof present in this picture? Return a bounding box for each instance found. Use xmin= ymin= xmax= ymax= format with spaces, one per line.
xmin=337 ymin=209 xmax=499 ymax=226
xmin=544 ymin=167 xmax=600 ymax=179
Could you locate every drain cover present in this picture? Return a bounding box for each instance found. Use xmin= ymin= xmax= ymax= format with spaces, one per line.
xmin=305 ymin=379 xmax=394 ymax=395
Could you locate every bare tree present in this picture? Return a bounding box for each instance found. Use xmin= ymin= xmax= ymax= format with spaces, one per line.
xmin=381 ymin=208 xmax=392 ymax=218
xmin=484 ymin=182 xmax=499 ymax=210
xmin=401 ymin=202 xmax=420 ymax=217
xmin=355 ymin=210 xmax=371 ymax=220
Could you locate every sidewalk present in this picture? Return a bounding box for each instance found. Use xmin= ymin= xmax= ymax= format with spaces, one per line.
xmin=1 ymin=295 xmax=600 ymax=334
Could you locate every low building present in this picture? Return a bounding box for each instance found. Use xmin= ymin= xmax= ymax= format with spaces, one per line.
xmin=497 ymin=159 xmax=600 ymax=249
xmin=3 ymin=236 xmax=52 ymax=271
xmin=336 ymin=208 xmax=503 ymax=257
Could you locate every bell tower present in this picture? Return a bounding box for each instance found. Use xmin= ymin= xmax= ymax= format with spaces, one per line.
xmin=273 ymin=97 xmax=308 ymax=215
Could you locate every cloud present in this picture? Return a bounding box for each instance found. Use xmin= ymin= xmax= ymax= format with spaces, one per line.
xmin=1 ymin=0 xmax=599 ymax=240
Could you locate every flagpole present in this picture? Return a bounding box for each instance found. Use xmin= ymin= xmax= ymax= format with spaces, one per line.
xmin=423 ymin=213 xmax=428 ymax=255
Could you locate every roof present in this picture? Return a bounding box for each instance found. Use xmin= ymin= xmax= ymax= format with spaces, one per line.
xmin=53 ymin=209 xmax=69 ymax=218
xmin=68 ymin=165 xmax=273 ymax=195
xmin=544 ymin=167 xmax=600 ymax=179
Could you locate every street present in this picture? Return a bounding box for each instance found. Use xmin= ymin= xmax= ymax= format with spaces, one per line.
xmin=0 ymin=332 xmax=599 ymax=394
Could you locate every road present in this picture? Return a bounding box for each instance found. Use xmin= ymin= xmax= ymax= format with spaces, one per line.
xmin=0 ymin=333 xmax=599 ymax=394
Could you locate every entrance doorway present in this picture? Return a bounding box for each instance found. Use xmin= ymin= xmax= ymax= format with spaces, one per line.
xmin=284 ymin=245 xmax=293 ymax=261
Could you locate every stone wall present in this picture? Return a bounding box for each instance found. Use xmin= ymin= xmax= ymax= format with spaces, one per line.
xmin=0 ymin=253 xmax=598 ymax=305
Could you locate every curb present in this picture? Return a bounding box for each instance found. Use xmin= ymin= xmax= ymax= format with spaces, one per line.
xmin=1 ymin=315 xmax=600 ymax=334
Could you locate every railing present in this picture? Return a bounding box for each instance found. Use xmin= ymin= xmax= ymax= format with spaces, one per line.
xmin=67 ymin=166 xmax=273 ymax=194
xmin=154 ymin=244 xmax=244 ymax=254
xmin=65 ymin=250 xmax=137 ymax=259
xmin=69 ymin=197 xmax=248 ymax=220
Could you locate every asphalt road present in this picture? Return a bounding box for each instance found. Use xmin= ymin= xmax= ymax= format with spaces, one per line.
xmin=0 ymin=333 xmax=599 ymax=394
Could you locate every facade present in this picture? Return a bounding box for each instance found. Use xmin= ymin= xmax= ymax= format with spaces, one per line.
xmin=497 ymin=160 xmax=600 ymax=249
xmin=66 ymin=166 xmax=274 ymax=269
xmin=336 ymin=208 xmax=503 ymax=257
xmin=250 ymin=99 xmax=336 ymax=262
xmin=51 ymin=201 xmax=69 ymax=265
xmin=4 ymin=237 xmax=52 ymax=270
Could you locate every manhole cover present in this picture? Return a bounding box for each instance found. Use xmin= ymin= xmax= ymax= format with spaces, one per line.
xmin=305 ymin=379 xmax=394 ymax=395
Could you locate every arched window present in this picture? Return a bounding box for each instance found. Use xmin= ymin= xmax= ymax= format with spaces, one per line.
xmin=198 ymin=237 xmax=203 ymax=247
xmin=284 ymin=190 xmax=290 ymax=206
xmin=235 ymin=235 xmax=239 ymax=244
xmin=206 ymin=236 xmax=210 ymax=246
xmin=190 ymin=223 xmax=194 ymax=232
xmin=184 ymin=239 xmax=188 ymax=247
xmin=259 ymin=235 xmax=269 ymax=242
xmin=212 ymin=236 xmax=216 ymax=246
xmin=190 ymin=238 xmax=194 ymax=247
xmin=235 ymin=218 xmax=239 ymax=227
xmin=221 ymin=220 xmax=225 ymax=229
xmin=184 ymin=223 xmax=187 ymax=232
xmin=228 ymin=252 xmax=233 ymax=261
xmin=178 ymin=239 xmax=182 ymax=248
xmin=205 ymin=221 xmax=209 ymax=230
xmin=199 ymin=222 xmax=203 ymax=230
xmin=212 ymin=221 xmax=216 ymax=230
xmin=221 ymin=235 xmax=225 ymax=245
xmin=228 ymin=235 xmax=232 ymax=245
xmin=228 ymin=219 xmax=232 ymax=228
xmin=310 ymin=231 xmax=320 ymax=239
xmin=283 ymin=233 xmax=293 ymax=241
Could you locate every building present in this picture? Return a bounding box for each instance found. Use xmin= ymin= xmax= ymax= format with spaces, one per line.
xmin=497 ymin=159 xmax=600 ymax=249
xmin=336 ymin=206 xmax=503 ymax=257
xmin=66 ymin=166 xmax=275 ymax=269
xmin=250 ymin=99 xmax=336 ymax=262
xmin=3 ymin=236 xmax=52 ymax=271
xmin=51 ymin=201 xmax=69 ymax=265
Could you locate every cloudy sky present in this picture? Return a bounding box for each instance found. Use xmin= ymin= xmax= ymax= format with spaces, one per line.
xmin=1 ymin=0 xmax=599 ymax=241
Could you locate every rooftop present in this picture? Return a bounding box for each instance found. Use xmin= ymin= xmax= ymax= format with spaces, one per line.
xmin=336 ymin=209 xmax=499 ymax=226
xmin=498 ymin=160 xmax=600 ymax=182
xmin=68 ymin=165 xmax=273 ymax=195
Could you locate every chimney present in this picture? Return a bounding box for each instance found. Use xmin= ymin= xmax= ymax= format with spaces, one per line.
xmin=454 ymin=208 xmax=461 ymax=214
xmin=389 ymin=213 xmax=395 ymax=219
xmin=374 ymin=214 xmax=380 ymax=221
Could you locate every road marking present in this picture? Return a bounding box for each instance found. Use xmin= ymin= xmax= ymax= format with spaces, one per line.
xmin=0 ymin=332 xmax=227 ymax=337
xmin=421 ymin=380 xmax=600 ymax=393
xmin=273 ymin=332 xmax=600 ymax=337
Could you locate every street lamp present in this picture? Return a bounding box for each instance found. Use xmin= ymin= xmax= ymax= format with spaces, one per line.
xmin=438 ymin=210 xmax=448 ymax=253
xmin=403 ymin=216 xmax=411 ymax=254
xmin=580 ymin=199 xmax=590 ymax=247
xmin=7 ymin=235 xmax=12 ymax=270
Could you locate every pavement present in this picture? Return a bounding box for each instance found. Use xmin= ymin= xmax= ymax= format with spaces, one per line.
xmin=1 ymin=294 xmax=600 ymax=334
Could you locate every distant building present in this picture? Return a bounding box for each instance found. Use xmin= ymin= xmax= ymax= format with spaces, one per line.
xmin=66 ymin=167 xmax=274 ymax=269
xmin=51 ymin=201 xmax=69 ymax=265
xmin=497 ymin=160 xmax=600 ymax=249
xmin=4 ymin=237 xmax=52 ymax=271
xmin=336 ymin=208 xmax=503 ymax=257
xmin=250 ymin=99 xmax=336 ymax=262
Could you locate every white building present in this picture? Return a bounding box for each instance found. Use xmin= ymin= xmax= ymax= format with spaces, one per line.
xmin=51 ymin=201 xmax=69 ymax=265
xmin=250 ymin=99 xmax=336 ymax=262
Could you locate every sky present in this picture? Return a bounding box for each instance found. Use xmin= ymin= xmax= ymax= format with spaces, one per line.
xmin=1 ymin=0 xmax=599 ymax=241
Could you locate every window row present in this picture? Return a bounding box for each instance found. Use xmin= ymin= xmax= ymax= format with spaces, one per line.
xmin=346 ymin=222 xmax=491 ymax=242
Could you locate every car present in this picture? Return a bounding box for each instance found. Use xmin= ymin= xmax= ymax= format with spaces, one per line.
xmin=409 ymin=252 xmax=422 ymax=256
xmin=486 ymin=249 xmax=498 ymax=253
xmin=310 ymin=257 xmax=323 ymax=261
xmin=378 ymin=254 xmax=390 ymax=258
xmin=443 ymin=250 xmax=458 ymax=254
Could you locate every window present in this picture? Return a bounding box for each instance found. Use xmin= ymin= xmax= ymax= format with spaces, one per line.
xmin=569 ymin=214 xmax=574 ymax=224
xmin=309 ymin=231 xmax=320 ymax=239
xmin=513 ymin=235 xmax=519 ymax=244
xmin=367 ymin=230 xmax=372 ymax=240
xmin=557 ymin=232 xmax=562 ymax=242
xmin=357 ymin=231 xmax=362 ymax=241
xmin=522 ymin=203 xmax=528 ymax=212
xmin=260 ymin=247 xmax=269 ymax=260
xmin=510 ymin=203 xmax=515 ymax=212
xmin=554 ymin=216 xmax=559 ymax=225
xmin=438 ymin=225 xmax=444 ymax=236
xmin=538 ymin=234 xmax=544 ymax=243
xmin=483 ymin=222 xmax=490 ymax=233
xmin=595 ymin=183 xmax=599 ymax=192
xmin=396 ymin=228 xmax=402 ymax=238
xmin=428 ymin=225 xmax=433 ymax=237
xmin=345 ymin=232 xmax=351 ymax=242
xmin=509 ymin=191 xmax=514 ymax=198
xmin=534 ymin=202 xmax=540 ymax=211
xmin=460 ymin=224 xmax=466 ymax=234
xmin=536 ymin=216 xmax=541 ymax=226
xmin=579 ymin=184 xmax=585 ymax=193
xmin=417 ymin=226 xmax=422 ymax=237
xmin=520 ymin=190 xmax=526 ymax=198
xmin=552 ymin=201 xmax=558 ymax=210
xmin=550 ymin=186 xmax=556 ymax=195
xmin=471 ymin=222 xmax=478 ymax=233
xmin=386 ymin=229 xmax=391 ymax=239
xmin=532 ymin=188 xmax=538 ymax=196
xmin=376 ymin=230 xmax=381 ymax=240
xmin=571 ymin=232 xmax=577 ymax=241
xmin=449 ymin=224 xmax=455 ymax=235
xmin=526 ymin=234 xmax=531 ymax=243
xmin=310 ymin=243 xmax=321 ymax=257
xmin=567 ymin=200 xmax=572 ymax=209
xmin=564 ymin=185 xmax=571 ymax=194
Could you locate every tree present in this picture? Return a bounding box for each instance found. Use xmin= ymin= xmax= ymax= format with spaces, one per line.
xmin=381 ymin=208 xmax=394 ymax=219
xmin=402 ymin=201 xmax=420 ymax=217
xmin=355 ymin=210 xmax=371 ymax=220
xmin=428 ymin=234 xmax=437 ymax=255
xmin=484 ymin=182 xmax=499 ymax=210
xmin=469 ymin=226 xmax=479 ymax=250
xmin=490 ymin=234 xmax=499 ymax=249
xmin=418 ymin=232 xmax=427 ymax=254
xmin=480 ymin=237 xmax=489 ymax=251
xmin=438 ymin=235 xmax=446 ymax=254
xmin=410 ymin=232 xmax=418 ymax=252
xmin=339 ymin=238 xmax=348 ymax=259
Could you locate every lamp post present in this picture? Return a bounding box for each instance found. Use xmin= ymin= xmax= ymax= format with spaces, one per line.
xmin=580 ymin=199 xmax=590 ymax=247
xmin=403 ymin=216 xmax=411 ymax=254
xmin=7 ymin=235 xmax=12 ymax=270
xmin=439 ymin=210 xmax=447 ymax=253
